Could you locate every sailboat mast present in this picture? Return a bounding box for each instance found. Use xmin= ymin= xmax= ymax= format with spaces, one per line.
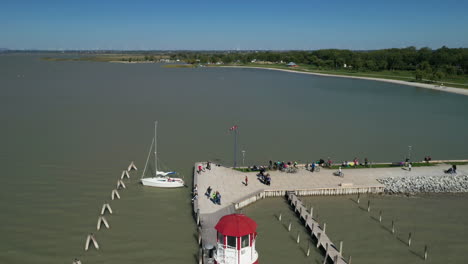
xmin=154 ymin=121 xmax=158 ymax=176
xmin=141 ymin=137 xmax=155 ymax=179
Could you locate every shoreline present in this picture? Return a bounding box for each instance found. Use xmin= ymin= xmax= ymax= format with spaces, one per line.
xmin=220 ymin=66 xmax=468 ymax=96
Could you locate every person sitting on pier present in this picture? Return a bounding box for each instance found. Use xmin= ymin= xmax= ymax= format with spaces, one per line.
xmin=205 ymin=186 xmax=212 ymax=198
xmin=197 ymin=165 xmax=203 ymax=174
xmin=206 ymin=161 xmax=211 ymax=170
xmin=216 ymin=191 xmax=221 ymax=205
xmin=445 ymin=165 xmax=457 ymax=174
xmin=319 ymin=159 xmax=325 ymax=166
xmin=311 ymin=162 xmax=316 ymax=172
xmin=265 ymin=174 xmax=271 ymax=185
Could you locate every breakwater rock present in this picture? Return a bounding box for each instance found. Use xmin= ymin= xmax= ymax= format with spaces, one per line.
xmin=377 ymin=175 xmax=468 ymax=194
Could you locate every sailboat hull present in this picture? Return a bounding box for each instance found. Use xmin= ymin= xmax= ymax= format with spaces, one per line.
xmin=141 ymin=177 xmax=185 ymax=188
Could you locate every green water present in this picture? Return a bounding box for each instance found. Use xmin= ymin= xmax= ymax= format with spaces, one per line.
xmin=1 ymin=54 xmax=468 ymax=263
xmin=301 ymin=194 xmax=468 ymax=264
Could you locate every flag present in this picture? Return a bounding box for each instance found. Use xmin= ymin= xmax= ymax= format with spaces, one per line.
xmin=229 ymin=125 xmax=238 ymax=131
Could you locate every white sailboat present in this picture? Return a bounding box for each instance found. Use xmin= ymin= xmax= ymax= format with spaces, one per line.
xmin=140 ymin=121 xmax=185 ymax=188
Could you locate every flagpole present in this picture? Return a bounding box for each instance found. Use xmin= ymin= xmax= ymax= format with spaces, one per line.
xmin=234 ymin=128 xmax=238 ymax=168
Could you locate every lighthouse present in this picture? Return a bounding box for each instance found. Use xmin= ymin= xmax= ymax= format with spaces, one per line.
xmin=214 ymin=214 xmax=259 ymax=264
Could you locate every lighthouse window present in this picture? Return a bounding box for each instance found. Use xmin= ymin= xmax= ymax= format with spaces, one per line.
xmin=227 ymin=236 xmax=236 ymax=248
xmin=217 ymin=233 xmax=224 ymax=245
xmin=241 ymin=235 xmax=249 ymax=248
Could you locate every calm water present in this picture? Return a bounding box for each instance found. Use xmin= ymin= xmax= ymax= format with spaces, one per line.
xmin=1 ymin=54 xmax=467 ymax=264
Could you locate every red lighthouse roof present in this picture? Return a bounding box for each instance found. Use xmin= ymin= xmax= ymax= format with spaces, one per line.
xmin=215 ymin=214 xmax=257 ymax=237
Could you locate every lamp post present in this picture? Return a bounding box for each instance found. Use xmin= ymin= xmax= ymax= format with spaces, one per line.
xmin=242 ymin=150 xmax=246 ymax=167
xmin=408 ymin=146 xmax=412 ymax=162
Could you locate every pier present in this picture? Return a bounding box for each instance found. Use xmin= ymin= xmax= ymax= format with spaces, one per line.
xmin=193 ymin=161 xmax=468 ymax=263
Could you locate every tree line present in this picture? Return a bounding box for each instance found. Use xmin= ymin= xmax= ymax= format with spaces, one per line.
xmin=169 ymin=47 xmax=468 ymax=81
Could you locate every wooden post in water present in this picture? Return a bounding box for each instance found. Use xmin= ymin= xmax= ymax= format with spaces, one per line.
xmin=367 ymin=200 xmax=370 ymax=212
xmin=296 ymin=231 xmax=300 ymax=244
xmin=357 ymin=193 xmax=360 ymax=204
xmin=316 ymin=232 xmax=321 ymax=248
xmin=198 ymin=247 xmax=203 ymax=264
xmin=408 ymin=232 xmax=412 ymax=247
xmin=306 ymin=241 xmax=310 ymax=257
xmin=323 ymin=223 xmax=326 ymax=235
xmin=391 ymin=220 xmax=395 ymax=234
xmin=424 ymin=245 xmax=428 ymax=260
xmin=310 ymin=207 xmax=314 ymax=218
xmin=379 ymin=210 xmax=382 ymax=223
xmin=323 ymin=243 xmax=329 ymax=264
xmin=348 ymin=256 xmax=352 ymax=264
xmin=196 ymin=209 xmax=200 ymax=226
xmin=288 ymin=221 xmax=292 ymax=232
xmin=339 ymin=241 xmax=343 ymax=256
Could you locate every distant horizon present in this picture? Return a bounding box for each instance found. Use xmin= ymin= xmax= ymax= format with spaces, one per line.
xmin=2 ymin=0 xmax=468 ymax=50
xmin=1 ymin=45 xmax=467 ymax=52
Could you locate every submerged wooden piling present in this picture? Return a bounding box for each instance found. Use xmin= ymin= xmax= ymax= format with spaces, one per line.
xmin=316 ymin=232 xmax=321 ymax=248
xmin=379 ymin=210 xmax=382 ymax=223
xmin=85 ymin=233 xmax=99 ymax=251
xmin=288 ymin=221 xmax=292 ymax=232
xmin=121 ymin=170 xmax=130 ymax=180
xmin=348 ymin=256 xmax=352 ymax=264
xmin=391 ymin=220 xmax=395 ymax=234
xmin=323 ymin=223 xmax=326 ymax=234
xmin=101 ymin=203 xmax=113 ymax=215
xmin=367 ymin=200 xmax=371 ymax=212
xmin=97 ymin=216 xmax=110 ymax=230
xmin=128 ymin=161 xmax=137 ymax=171
xmin=339 ymin=241 xmax=343 ymax=256
xmin=306 ymin=242 xmax=311 ymax=257
xmin=357 ymin=193 xmax=360 ymax=204
xmin=408 ymin=232 xmax=412 ymax=247
xmin=296 ymin=231 xmax=300 ymax=243
xmin=117 ymin=179 xmax=126 ymax=189
xmin=424 ymin=245 xmax=428 ymax=260
xmin=111 ymin=189 xmax=120 ymax=200
xmin=278 ymin=213 xmax=282 ymax=221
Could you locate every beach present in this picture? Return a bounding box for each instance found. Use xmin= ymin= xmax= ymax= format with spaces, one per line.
xmin=221 ymin=66 xmax=468 ymax=96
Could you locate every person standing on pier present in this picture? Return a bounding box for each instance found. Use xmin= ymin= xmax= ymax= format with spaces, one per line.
xmin=205 ymin=186 xmax=212 ymax=198
xmin=207 ymin=161 xmax=211 ymax=170
xmin=245 ymin=175 xmax=248 ymax=186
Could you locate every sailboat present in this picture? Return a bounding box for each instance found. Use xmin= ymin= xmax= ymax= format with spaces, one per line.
xmin=140 ymin=121 xmax=185 ymax=188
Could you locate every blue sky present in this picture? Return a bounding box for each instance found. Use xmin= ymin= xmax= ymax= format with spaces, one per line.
xmin=1 ymin=0 xmax=467 ymax=50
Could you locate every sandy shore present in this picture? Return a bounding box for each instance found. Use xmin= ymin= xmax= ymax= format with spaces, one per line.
xmin=221 ymin=66 xmax=468 ymax=96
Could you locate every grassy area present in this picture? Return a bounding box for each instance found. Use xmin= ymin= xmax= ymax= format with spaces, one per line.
xmin=233 ymin=168 xmax=263 ymax=173
xmin=162 ymin=64 xmax=195 ymax=68
xmin=216 ymin=63 xmax=468 ymax=89
xmin=445 ymin=162 xmax=468 ymax=165
xmin=329 ymin=162 xmax=436 ymax=169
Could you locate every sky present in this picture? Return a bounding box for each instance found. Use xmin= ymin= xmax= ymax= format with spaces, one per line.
xmin=1 ymin=0 xmax=467 ymax=50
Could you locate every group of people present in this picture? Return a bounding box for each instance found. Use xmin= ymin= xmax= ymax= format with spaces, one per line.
xmin=205 ymin=186 xmax=222 ymax=205
xmin=197 ymin=161 xmax=212 ymax=174
xmin=444 ymin=165 xmax=457 ymax=174
xmin=341 ymin=157 xmax=369 ymax=167
xmin=424 ymin=156 xmax=432 ymax=163
xmin=256 ymin=169 xmax=271 ymax=185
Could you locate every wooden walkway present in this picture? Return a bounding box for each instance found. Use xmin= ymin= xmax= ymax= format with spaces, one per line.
xmin=287 ymin=192 xmax=348 ymax=264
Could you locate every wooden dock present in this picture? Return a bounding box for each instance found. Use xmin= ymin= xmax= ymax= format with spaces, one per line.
xmin=287 ymin=192 xmax=348 ymax=264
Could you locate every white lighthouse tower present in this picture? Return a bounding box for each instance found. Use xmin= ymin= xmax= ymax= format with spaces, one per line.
xmin=214 ymin=214 xmax=259 ymax=264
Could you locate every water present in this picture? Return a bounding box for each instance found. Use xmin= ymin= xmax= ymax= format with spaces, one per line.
xmin=0 ymin=54 xmax=467 ymax=264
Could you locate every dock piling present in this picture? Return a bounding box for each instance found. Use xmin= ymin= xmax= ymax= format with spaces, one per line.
xmin=408 ymin=232 xmax=412 ymax=247
xmin=367 ymin=200 xmax=371 ymax=212
xmin=348 ymin=256 xmax=352 ymax=264
xmin=379 ymin=210 xmax=382 ymax=223
xmin=101 ymin=203 xmax=112 ymax=215
xmin=424 ymin=245 xmax=428 ymax=260
xmin=323 ymin=243 xmax=329 ymax=264
xmin=111 ymin=189 xmax=120 ymax=200
xmin=306 ymin=242 xmax=310 ymax=257
xmin=357 ymin=193 xmax=360 ymax=204
xmin=128 ymin=161 xmax=137 ymax=171
xmin=296 ymin=231 xmax=300 ymax=244
xmin=339 ymin=241 xmax=343 ymax=256
xmin=288 ymin=221 xmax=292 ymax=232
xmin=117 ymin=179 xmax=126 ymax=189
xmin=323 ymin=223 xmax=326 ymax=234
xmin=316 ymin=232 xmax=321 ymax=248
xmin=391 ymin=220 xmax=395 ymax=234
xmin=278 ymin=213 xmax=282 ymax=221
xmin=120 ymin=170 xmax=130 ymax=180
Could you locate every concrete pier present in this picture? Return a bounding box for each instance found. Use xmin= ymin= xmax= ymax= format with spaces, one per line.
xmin=193 ymin=161 xmax=467 ymax=262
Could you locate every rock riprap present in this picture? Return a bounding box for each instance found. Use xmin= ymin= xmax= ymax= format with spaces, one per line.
xmin=377 ymin=175 xmax=468 ymax=194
